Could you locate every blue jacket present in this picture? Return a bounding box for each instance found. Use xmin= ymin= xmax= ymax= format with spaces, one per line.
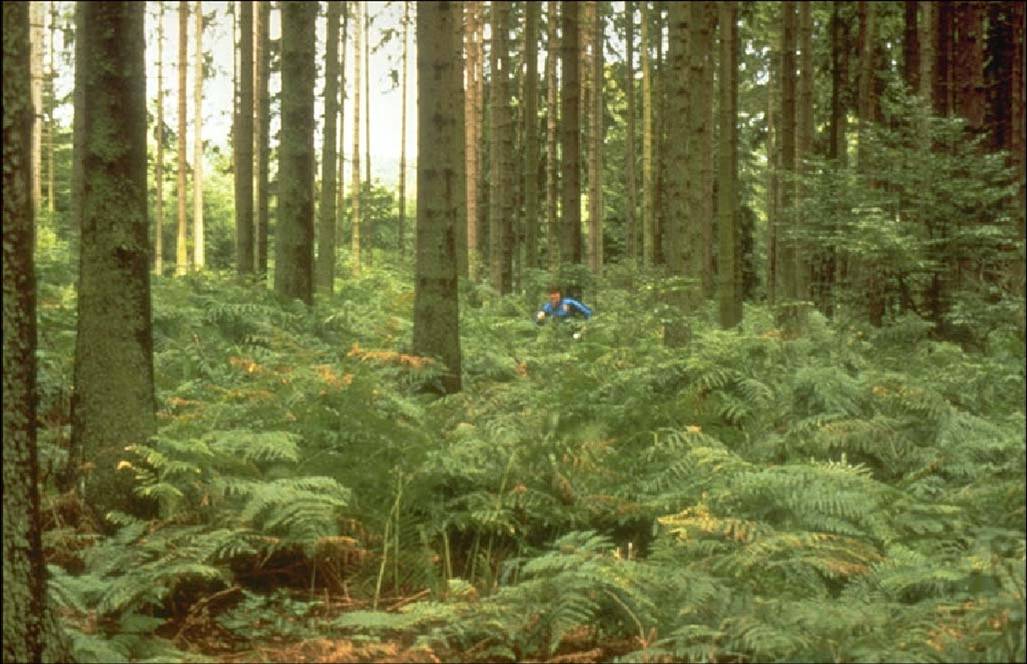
xmin=537 ymin=297 xmax=592 ymax=323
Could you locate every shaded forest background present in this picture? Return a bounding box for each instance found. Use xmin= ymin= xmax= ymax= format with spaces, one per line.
xmin=4 ymin=1 xmax=1025 ymax=662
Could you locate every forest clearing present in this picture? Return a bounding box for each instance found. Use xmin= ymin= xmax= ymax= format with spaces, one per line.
xmin=4 ymin=1 xmax=1025 ymax=662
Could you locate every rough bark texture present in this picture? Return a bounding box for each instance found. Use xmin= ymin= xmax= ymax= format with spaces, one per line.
xmin=317 ymin=1 xmax=340 ymax=293
xmin=255 ymin=1 xmax=270 ymax=278
xmin=275 ymin=1 xmax=316 ymax=304
xmin=718 ymin=1 xmax=741 ymax=329
xmin=236 ymin=1 xmax=254 ymax=274
xmin=155 ymin=0 xmax=165 ymax=275
xmin=524 ymin=1 xmax=540 ymax=270
xmin=71 ymin=1 xmax=157 ymax=524
xmin=351 ymin=0 xmax=363 ymax=274
xmin=700 ymin=9 xmax=716 ymax=298
xmin=560 ymin=1 xmax=582 ymax=266
xmin=177 ymin=0 xmax=189 ymax=275
xmin=465 ymin=2 xmax=481 ymax=279
xmin=545 ymin=1 xmax=559 ymax=271
xmin=193 ymin=0 xmax=204 ymax=269
xmin=919 ymin=1 xmax=934 ymax=102
xmin=413 ymin=0 xmax=463 ymax=395
xmin=489 ymin=0 xmax=515 ymax=292
xmin=933 ymin=1 xmax=953 ymax=116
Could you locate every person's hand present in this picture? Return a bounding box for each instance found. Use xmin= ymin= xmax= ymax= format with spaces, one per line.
xmin=561 ymin=304 xmax=569 ymax=314
xmin=572 ymin=332 xmax=581 ymax=341
xmin=536 ymin=311 xmax=546 ymax=322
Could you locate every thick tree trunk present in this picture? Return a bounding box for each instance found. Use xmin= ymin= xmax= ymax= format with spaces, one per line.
xmin=177 ymin=0 xmax=189 ymax=275
xmin=919 ymin=1 xmax=934 ymax=102
xmin=524 ymin=1 xmax=540 ymax=270
xmin=193 ymin=0 xmax=204 ymax=269
xmin=545 ymin=1 xmax=559 ymax=271
xmin=413 ymin=0 xmax=463 ymax=395
xmin=560 ymin=1 xmax=582 ymax=267
xmin=489 ymin=0 xmax=515 ymax=292
xmin=236 ymin=1 xmax=254 ymax=274
xmin=857 ymin=0 xmax=884 ymax=326
xmin=155 ymin=0 xmax=165 ymax=275
xmin=317 ymin=2 xmax=340 ymax=293
xmin=255 ymin=1 xmax=270 ymax=278
xmin=71 ymin=0 xmax=157 ymax=523
xmin=275 ymin=1 xmax=316 ymax=304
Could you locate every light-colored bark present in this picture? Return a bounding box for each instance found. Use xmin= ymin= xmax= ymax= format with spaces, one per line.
xmin=464 ymin=2 xmax=480 ymax=279
xmin=30 ymin=1 xmax=43 ymax=215
xmin=398 ymin=1 xmax=409 ymax=260
xmin=351 ymin=0 xmax=362 ymax=274
xmin=545 ymin=1 xmax=559 ymax=270
xmin=317 ymin=1 xmax=340 ymax=292
xmin=155 ymin=0 xmax=165 ymax=275
xmin=193 ymin=0 xmax=204 ymax=269
xmin=255 ymin=1 xmax=270 ymax=277
xmin=560 ymin=1 xmax=582 ymax=266
xmin=177 ymin=0 xmax=188 ymax=275
xmin=641 ymin=0 xmax=654 ymax=267
xmin=524 ymin=1 xmax=540 ymax=270
xmin=625 ymin=1 xmax=638 ymax=263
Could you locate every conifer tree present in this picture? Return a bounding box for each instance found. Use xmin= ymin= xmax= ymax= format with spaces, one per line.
xmin=236 ymin=1 xmax=254 ymax=274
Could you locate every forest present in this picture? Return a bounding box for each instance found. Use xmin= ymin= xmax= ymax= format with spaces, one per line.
xmin=3 ymin=1 xmax=1025 ymax=662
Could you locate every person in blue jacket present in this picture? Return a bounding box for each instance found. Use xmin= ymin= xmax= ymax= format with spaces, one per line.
xmin=535 ymin=286 xmax=592 ymax=326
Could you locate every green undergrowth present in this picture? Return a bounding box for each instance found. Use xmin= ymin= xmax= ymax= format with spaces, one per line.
xmin=37 ymin=260 xmax=1025 ymax=663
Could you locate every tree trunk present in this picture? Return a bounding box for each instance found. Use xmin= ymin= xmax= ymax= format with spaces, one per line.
xmin=351 ymin=0 xmax=363 ymax=274
xmin=588 ymin=2 xmax=604 ymax=274
xmin=193 ymin=0 xmax=205 ymax=270
xmin=30 ymin=1 xmax=43 ymax=216
xmin=933 ymin=1 xmax=953 ymax=117
xmin=3 ymin=6 xmax=73 ymax=660
xmin=1012 ymin=1 xmax=1026 ymax=292
xmin=717 ymin=1 xmax=740 ymax=328
xmin=275 ymin=1 xmax=316 ymax=304
xmin=653 ymin=2 xmax=667 ymax=266
xmin=797 ymin=0 xmax=813 ymax=301
xmin=236 ymin=1 xmax=254 ymax=274
xmin=766 ymin=38 xmax=779 ymax=305
xmin=155 ymin=0 xmax=165 ymax=275
xmin=779 ymin=1 xmax=797 ymax=301
xmin=857 ymin=0 xmax=884 ymax=326
xmin=399 ymin=1 xmax=410 ymax=261
xmin=71 ymin=0 xmax=157 ymax=523
xmin=830 ymin=2 xmax=848 ymax=164
xmin=336 ymin=3 xmax=348 ymax=275
xmin=364 ymin=4 xmax=371 ymax=186
xmin=46 ymin=1 xmax=56 ymax=214
xmin=465 ymin=2 xmax=481 ymax=279
xmin=560 ymin=1 xmax=582 ymax=267
xmin=919 ymin=1 xmax=934 ymax=102
xmin=904 ymin=1 xmax=920 ymax=92
xmin=177 ymin=0 xmax=189 ymax=275
xmin=953 ymin=1 xmax=985 ymax=134
xmin=413 ymin=0 xmax=463 ymax=395
xmin=255 ymin=0 xmax=270 ymax=278
xmin=317 ymin=1 xmax=340 ymax=293
xmin=700 ymin=9 xmax=716 ymax=298
xmin=625 ymin=1 xmax=638 ymax=264
xmin=489 ymin=0 xmax=515 ymax=293
xmin=545 ymin=1 xmax=559 ymax=271
xmin=641 ymin=0 xmax=654 ymax=267
xmin=524 ymin=1 xmax=540 ymax=270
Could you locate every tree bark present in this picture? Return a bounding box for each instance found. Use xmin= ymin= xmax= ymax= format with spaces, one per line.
xmin=336 ymin=3 xmax=348 ymax=276
xmin=236 ymin=1 xmax=254 ymax=274
xmin=71 ymin=0 xmax=157 ymax=523
xmin=718 ymin=0 xmax=741 ymax=328
xmin=524 ymin=1 xmax=541 ymax=270
xmin=904 ymin=1 xmax=920 ymax=92
xmin=255 ymin=0 xmax=270 ymax=278
xmin=177 ymin=0 xmax=189 ymax=275
xmin=413 ymin=0 xmax=463 ymax=395
xmin=275 ymin=1 xmax=316 ymax=304
xmin=700 ymin=8 xmax=716 ymax=298
xmin=464 ymin=2 xmax=480 ymax=279
xmin=797 ymin=0 xmax=813 ymax=301
xmin=399 ymin=1 xmax=410 ymax=261
xmin=155 ymin=0 xmax=165 ymax=275
xmin=317 ymin=1 xmax=340 ymax=293
xmin=933 ymin=1 xmax=953 ymax=117
xmin=779 ymin=1 xmax=797 ymax=301
xmin=560 ymin=1 xmax=582 ymax=267
xmin=193 ymin=0 xmax=204 ymax=270
xmin=30 ymin=1 xmax=43 ymax=216
xmin=588 ymin=2 xmax=604 ymax=274
xmin=953 ymin=1 xmax=985 ymax=134
xmin=351 ymin=0 xmax=363 ymax=274
xmin=46 ymin=1 xmax=56 ymax=213
xmin=489 ymin=0 xmax=515 ymax=292
xmin=625 ymin=1 xmax=638 ymax=264
xmin=545 ymin=1 xmax=559 ymax=271
xmin=641 ymin=0 xmax=654 ymax=267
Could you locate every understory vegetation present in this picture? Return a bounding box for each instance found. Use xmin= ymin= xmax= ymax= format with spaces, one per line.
xmin=37 ymin=247 xmax=1026 ymax=663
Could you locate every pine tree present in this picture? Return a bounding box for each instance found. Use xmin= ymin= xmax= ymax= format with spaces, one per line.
xmin=255 ymin=0 xmax=270 ymax=278
xmin=560 ymin=1 xmax=582 ymax=267
xmin=155 ymin=0 xmax=165 ymax=275
xmin=524 ymin=1 xmax=540 ymax=270
xmin=718 ymin=0 xmax=741 ymax=329
xmin=545 ymin=1 xmax=559 ymax=270
xmin=236 ymin=1 xmax=254 ymax=274
xmin=351 ymin=0 xmax=363 ymax=274
xmin=317 ymin=1 xmax=341 ymax=293
xmin=625 ymin=0 xmax=639 ymax=263
xmin=192 ymin=0 xmax=205 ymax=270
xmin=489 ymin=0 xmax=515 ymax=293
xmin=465 ymin=1 xmax=482 ymax=279
xmin=177 ymin=0 xmax=189 ymax=275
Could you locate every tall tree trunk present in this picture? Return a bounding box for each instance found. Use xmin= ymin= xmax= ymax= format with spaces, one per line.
xmin=718 ymin=0 xmax=741 ymax=328
xmin=797 ymin=0 xmax=813 ymax=301
xmin=560 ymin=1 xmax=582 ymax=267
xmin=700 ymin=9 xmax=716 ymax=298
xmin=588 ymin=2 xmax=604 ymax=274
xmin=857 ymin=0 xmax=884 ymax=326
xmin=830 ymin=2 xmax=849 ymax=164
xmin=464 ymin=1 xmax=481 ymax=279
xmin=904 ymin=1 xmax=920 ymax=92
xmin=766 ymin=37 xmax=779 ymax=305
xmin=779 ymin=1 xmax=797 ymax=301
xmin=336 ymin=3 xmax=348 ymax=273
xmin=625 ymin=0 xmax=638 ymax=264
xmin=351 ymin=0 xmax=362 ymax=274
xmin=953 ymin=1 xmax=985 ymax=134
xmin=545 ymin=1 xmax=559 ymax=271
xmin=524 ymin=1 xmax=540 ymax=270
xmin=489 ymin=0 xmax=514 ymax=293
xmin=474 ymin=4 xmax=486 ymax=272
xmin=3 ymin=6 xmax=73 ymax=660
xmin=1011 ymin=1 xmax=1026 ymax=292
xmin=919 ymin=1 xmax=934 ymax=102
xmin=275 ymin=1 xmax=316 ymax=304
xmin=193 ymin=0 xmax=205 ymax=269
xmin=46 ymin=0 xmax=55 ymax=213
xmin=236 ymin=1 xmax=254 ymax=274
xmin=413 ymin=0 xmax=464 ymax=395
xmin=399 ymin=1 xmax=410 ymax=261
xmin=641 ymin=0 xmax=654 ymax=267
xmin=255 ymin=1 xmax=270 ymax=278
xmin=653 ymin=2 xmax=667 ymax=266
xmin=364 ymin=4 xmax=371 ymax=186
xmin=177 ymin=0 xmax=189 ymax=275
xmin=30 ymin=1 xmax=43 ymax=216
xmin=933 ymin=1 xmax=953 ymax=117
xmin=71 ymin=0 xmax=157 ymax=522
xmin=317 ymin=2 xmax=340 ymax=293
xmin=155 ymin=0 xmax=165 ymax=275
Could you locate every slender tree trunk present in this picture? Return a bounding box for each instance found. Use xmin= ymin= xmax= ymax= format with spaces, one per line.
xmin=560 ymin=1 xmax=582 ymax=267
xmin=919 ymin=1 xmax=934 ymax=102
xmin=71 ymin=0 xmax=157 ymax=522
xmin=474 ymin=4 xmax=486 ymax=271
xmin=641 ymin=0 xmax=654 ymax=267
xmin=399 ymin=1 xmax=410 ymax=260
xmin=700 ymin=9 xmax=716 ymax=298
xmin=336 ymin=3 xmax=348 ymax=270
xmin=177 ymin=0 xmax=189 ymax=275
xmin=718 ymin=0 xmax=741 ymax=328
xmin=275 ymin=1 xmax=317 ymax=304
xmin=524 ymin=1 xmax=540 ymax=270
xmin=1011 ymin=1 xmax=1026 ymax=292
xmin=46 ymin=1 xmax=55 ymax=213
xmin=766 ymin=37 xmax=779 ymax=305
xmin=155 ymin=0 xmax=165 ymax=275
xmin=625 ymin=1 xmax=638 ymax=264
xmin=545 ymin=1 xmax=559 ymax=270
xmin=255 ymin=1 xmax=270 ymax=278
xmin=830 ymin=2 xmax=849 ymax=164
xmin=933 ymin=1 xmax=953 ymax=117
xmin=797 ymin=0 xmax=813 ymax=301
xmin=464 ymin=2 xmax=480 ymax=279
xmin=653 ymin=2 xmax=667 ymax=266
xmin=364 ymin=4 xmax=371 ymax=186
xmin=778 ymin=1 xmax=797 ymax=301
xmin=30 ymin=1 xmax=43 ymax=216
xmin=857 ymin=0 xmax=884 ymax=326
xmin=193 ymin=0 xmax=205 ymax=269
xmin=351 ymin=0 xmax=362 ymax=274
xmin=489 ymin=0 xmax=514 ymax=292
xmin=317 ymin=2 xmax=340 ymax=293
xmin=236 ymin=1 xmax=254 ymax=274
xmin=904 ymin=1 xmax=919 ymax=92
xmin=588 ymin=2 xmax=604 ymax=274
xmin=413 ymin=0 xmax=463 ymax=395
xmin=953 ymin=1 xmax=985 ymax=134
